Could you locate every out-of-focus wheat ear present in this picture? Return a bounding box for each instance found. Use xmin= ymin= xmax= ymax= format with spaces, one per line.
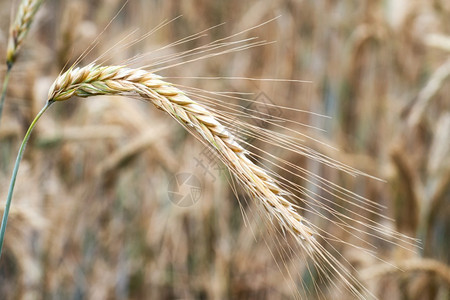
xmin=0 ymin=0 xmax=45 ymax=125
xmin=6 ymin=0 xmax=45 ymax=68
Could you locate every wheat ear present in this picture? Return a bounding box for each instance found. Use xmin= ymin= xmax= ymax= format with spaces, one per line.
xmin=6 ymin=0 xmax=44 ymax=68
xmin=49 ymin=64 xmax=315 ymax=238
xmin=46 ymin=64 xmax=370 ymax=297
xmin=0 ymin=0 xmax=44 ymax=124
xmin=0 ymin=63 xmax=369 ymax=297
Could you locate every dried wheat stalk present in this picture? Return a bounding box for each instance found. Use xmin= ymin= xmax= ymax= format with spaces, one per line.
xmin=6 ymin=0 xmax=44 ymax=68
xmin=47 ymin=64 xmax=369 ymax=298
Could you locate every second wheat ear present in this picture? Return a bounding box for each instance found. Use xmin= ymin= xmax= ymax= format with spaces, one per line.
xmin=0 ymin=0 xmax=45 ymax=124
xmin=6 ymin=0 xmax=45 ymax=67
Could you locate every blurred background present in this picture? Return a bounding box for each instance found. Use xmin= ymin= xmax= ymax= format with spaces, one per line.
xmin=0 ymin=0 xmax=449 ymax=299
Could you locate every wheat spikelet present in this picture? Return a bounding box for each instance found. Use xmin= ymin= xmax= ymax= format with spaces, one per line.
xmin=6 ymin=0 xmax=44 ymax=68
xmin=48 ymin=64 xmax=372 ymax=298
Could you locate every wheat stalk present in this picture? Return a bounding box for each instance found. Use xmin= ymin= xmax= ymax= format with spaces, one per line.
xmin=45 ymin=64 xmax=370 ymax=298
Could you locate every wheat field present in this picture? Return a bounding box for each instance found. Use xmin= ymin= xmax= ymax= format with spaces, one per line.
xmin=0 ymin=0 xmax=449 ymax=299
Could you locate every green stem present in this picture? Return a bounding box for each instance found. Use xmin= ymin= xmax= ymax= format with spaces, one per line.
xmin=0 ymin=100 xmax=53 ymax=258
xmin=0 ymin=66 xmax=12 ymax=125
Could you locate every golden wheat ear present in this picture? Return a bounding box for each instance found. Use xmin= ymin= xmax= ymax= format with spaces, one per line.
xmin=0 ymin=0 xmax=45 ymax=125
xmin=47 ymin=65 xmax=314 ymax=236
xmin=44 ymin=64 xmax=390 ymax=299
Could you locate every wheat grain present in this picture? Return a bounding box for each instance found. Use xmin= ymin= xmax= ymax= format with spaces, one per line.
xmin=47 ymin=64 xmax=372 ymax=298
xmin=6 ymin=0 xmax=45 ymax=68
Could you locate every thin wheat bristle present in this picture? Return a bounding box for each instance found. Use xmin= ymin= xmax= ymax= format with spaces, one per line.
xmin=6 ymin=0 xmax=44 ymax=68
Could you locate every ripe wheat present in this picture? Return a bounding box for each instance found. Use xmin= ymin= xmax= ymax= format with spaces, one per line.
xmin=47 ymin=63 xmax=374 ymax=298
xmin=0 ymin=17 xmax=418 ymax=298
xmin=48 ymin=64 xmax=316 ymax=240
